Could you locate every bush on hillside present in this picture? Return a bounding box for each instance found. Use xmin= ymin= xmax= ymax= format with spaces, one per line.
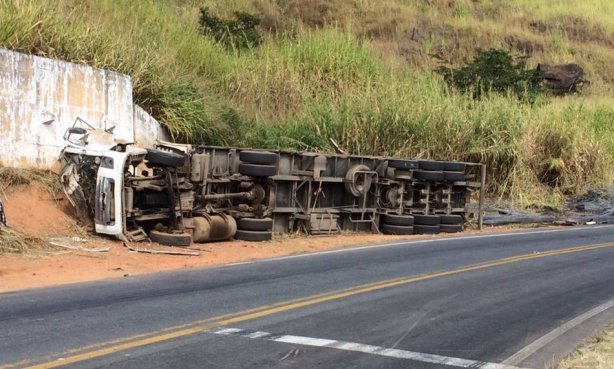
xmin=436 ymin=49 xmax=544 ymax=100
xmin=198 ymin=7 xmax=263 ymax=50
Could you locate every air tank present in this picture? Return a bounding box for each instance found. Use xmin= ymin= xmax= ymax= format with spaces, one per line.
xmin=191 ymin=213 xmax=237 ymax=243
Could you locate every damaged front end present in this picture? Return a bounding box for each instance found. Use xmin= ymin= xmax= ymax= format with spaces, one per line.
xmin=59 ymin=119 xmax=147 ymax=239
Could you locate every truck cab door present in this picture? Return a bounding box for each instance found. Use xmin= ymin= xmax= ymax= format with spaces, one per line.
xmin=95 ymin=156 xmax=124 ymax=236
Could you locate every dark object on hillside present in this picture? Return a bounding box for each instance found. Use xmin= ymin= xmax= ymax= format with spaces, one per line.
xmin=198 ymin=7 xmax=263 ymax=50
xmin=537 ymin=63 xmax=587 ymax=95
xmin=436 ymin=49 xmax=543 ymax=100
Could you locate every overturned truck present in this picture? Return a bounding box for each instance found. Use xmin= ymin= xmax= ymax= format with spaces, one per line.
xmin=59 ymin=121 xmax=485 ymax=245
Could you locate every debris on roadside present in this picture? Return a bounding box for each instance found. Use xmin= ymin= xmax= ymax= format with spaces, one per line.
xmin=483 ymin=209 xmax=557 ymax=226
xmin=483 ymin=188 xmax=614 ymax=226
xmin=123 ymin=241 xmax=200 ymax=256
xmin=48 ymin=237 xmax=110 ymax=253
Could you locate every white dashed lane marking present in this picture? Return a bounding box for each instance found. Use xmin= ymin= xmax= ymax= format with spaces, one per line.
xmin=210 ymin=327 xmax=530 ymax=369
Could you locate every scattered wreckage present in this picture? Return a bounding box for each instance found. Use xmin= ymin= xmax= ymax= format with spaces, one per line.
xmin=59 ymin=119 xmax=485 ymax=246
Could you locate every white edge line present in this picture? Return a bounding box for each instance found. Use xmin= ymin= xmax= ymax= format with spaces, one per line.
xmin=502 ymin=298 xmax=614 ymax=365
xmin=211 ymin=328 xmax=529 ymax=369
xmin=225 ymin=225 xmax=613 ymax=266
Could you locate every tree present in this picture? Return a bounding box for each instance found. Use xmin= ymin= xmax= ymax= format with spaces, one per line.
xmin=436 ymin=49 xmax=543 ymax=100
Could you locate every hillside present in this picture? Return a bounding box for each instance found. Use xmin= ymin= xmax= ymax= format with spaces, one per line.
xmin=1 ymin=0 xmax=612 ymax=205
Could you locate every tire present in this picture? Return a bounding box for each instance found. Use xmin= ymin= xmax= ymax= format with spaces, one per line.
xmin=444 ymin=162 xmax=466 ymax=172
xmin=381 ymin=224 xmax=414 ymax=235
xmin=440 ymin=215 xmax=463 ymax=225
xmin=238 ymin=163 xmax=277 ymax=177
xmin=441 ymin=224 xmax=463 ymax=233
xmin=418 ymin=160 xmax=445 ymax=171
xmin=388 ymin=159 xmax=418 ymax=170
xmin=381 ymin=214 xmax=414 ymax=226
xmin=414 ymin=214 xmax=440 ymax=225
xmin=239 ymin=150 xmax=279 ymax=165
xmin=237 ymin=217 xmax=273 ymax=231
xmin=414 ymin=225 xmax=440 ymax=234
xmin=149 ymin=230 xmax=192 ymax=246
xmin=145 ymin=149 xmax=186 ymax=167
xmin=413 ymin=170 xmax=444 ymax=181
xmin=444 ymin=171 xmax=466 ymax=181
xmin=234 ymin=229 xmax=273 ymax=242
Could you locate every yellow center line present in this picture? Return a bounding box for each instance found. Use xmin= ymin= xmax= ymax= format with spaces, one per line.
xmin=4 ymin=241 xmax=614 ymax=369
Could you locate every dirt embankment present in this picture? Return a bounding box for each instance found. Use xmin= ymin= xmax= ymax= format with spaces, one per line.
xmin=2 ymin=185 xmax=77 ymax=237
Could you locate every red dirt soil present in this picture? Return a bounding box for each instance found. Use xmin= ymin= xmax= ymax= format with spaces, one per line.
xmin=0 ymin=184 xmax=518 ymax=293
xmin=2 ymin=185 xmax=76 ymax=237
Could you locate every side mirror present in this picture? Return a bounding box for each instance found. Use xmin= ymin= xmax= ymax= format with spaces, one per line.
xmin=68 ymin=127 xmax=88 ymax=135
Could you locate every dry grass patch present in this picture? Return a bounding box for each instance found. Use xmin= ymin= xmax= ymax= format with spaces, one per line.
xmin=0 ymin=166 xmax=67 ymax=254
xmin=556 ymin=321 xmax=614 ymax=369
xmin=0 ymin=165 xmax=61 ymax=198
xmin=0 ymin=226 xmax=50 ymax=254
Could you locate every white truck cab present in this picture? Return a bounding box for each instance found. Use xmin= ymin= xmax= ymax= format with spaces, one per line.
xmin=59 ymin=119 xmax=147 ymax=238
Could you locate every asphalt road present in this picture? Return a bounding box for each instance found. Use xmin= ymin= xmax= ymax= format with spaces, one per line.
xmin=1 ymin=226 xmax=614 ymax=369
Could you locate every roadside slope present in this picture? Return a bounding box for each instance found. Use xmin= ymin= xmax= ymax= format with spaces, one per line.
xmin=0 ymin=0 xmax=612 ymax=204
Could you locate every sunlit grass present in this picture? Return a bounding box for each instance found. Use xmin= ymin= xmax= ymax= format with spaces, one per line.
xmin=0 ymin=0 xmax=612 ymax=206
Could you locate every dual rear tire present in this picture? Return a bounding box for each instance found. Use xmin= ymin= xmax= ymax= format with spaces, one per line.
xmin=238 ymin=151 xmax=278 ymax=177
xmin=234 ymin=217 xmax=273 ymax=242
xmin=380 ymin=214 xmax=414 ymax=235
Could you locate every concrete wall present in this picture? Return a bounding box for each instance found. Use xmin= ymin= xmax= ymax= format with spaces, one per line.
xmin=0 ymin=49 xmax=168 ymax=169
xmin=134 ymin=105 xmax=169 ymax=148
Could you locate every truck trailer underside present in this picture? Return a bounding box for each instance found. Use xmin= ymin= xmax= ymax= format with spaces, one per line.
xmin=60 ymin=127 xmax=484 ymax=246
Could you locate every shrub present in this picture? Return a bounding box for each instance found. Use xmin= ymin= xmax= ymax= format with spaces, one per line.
xmin=198 ymin=7 xmax=263 ymax=50
xmin=436 ymin=48 xmax=544 ymax=100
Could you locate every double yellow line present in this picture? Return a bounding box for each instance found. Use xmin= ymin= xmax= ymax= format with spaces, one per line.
xmin=6 ymin=241 xmax=614 ymax=369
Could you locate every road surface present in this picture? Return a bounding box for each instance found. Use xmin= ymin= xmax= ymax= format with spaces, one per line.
xmin=1 ymin=225 xmax=613 ymax=369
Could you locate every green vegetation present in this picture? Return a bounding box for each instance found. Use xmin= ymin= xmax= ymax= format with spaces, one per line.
xmin=0 ymin=0 xmax=612 ymax=206
xmin=198 ymin=7 xmax=263 ymax=50
xmin=436 ymin=49 xmax=543 ymax=100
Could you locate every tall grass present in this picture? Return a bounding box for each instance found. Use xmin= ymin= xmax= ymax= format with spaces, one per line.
xmin=0 ymin=0 xmax=612 ymax=206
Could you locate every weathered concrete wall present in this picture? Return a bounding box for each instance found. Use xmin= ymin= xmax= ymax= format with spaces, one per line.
xmin=133 ymin=105 xmax=169 ymax=148
xmin=0 ymin=49 xmax=168 ymax=169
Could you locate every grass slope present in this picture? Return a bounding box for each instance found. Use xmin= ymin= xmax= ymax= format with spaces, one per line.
xmin=0 ymin=0 xmax=612 ymax=205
